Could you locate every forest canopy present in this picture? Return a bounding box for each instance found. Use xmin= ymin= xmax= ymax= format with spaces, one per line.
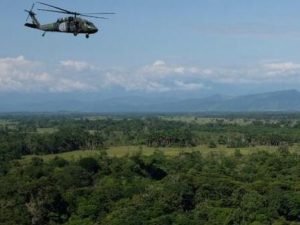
xmin=1 ymin=113 xmax=300 ymax=225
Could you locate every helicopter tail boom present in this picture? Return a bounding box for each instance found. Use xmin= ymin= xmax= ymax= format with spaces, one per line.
xmin=24 ymin=23 xmax=39 ymax=29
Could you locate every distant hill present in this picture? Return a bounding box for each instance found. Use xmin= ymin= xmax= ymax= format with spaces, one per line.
xmin=1 ymin=90 xmax=300 ymax=112
xmin=160 ymin=89 xmax=300 ymax=112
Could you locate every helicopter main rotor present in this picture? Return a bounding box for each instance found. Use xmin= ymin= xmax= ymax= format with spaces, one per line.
xmin=37 ymin=2 xmax=115 ymax=19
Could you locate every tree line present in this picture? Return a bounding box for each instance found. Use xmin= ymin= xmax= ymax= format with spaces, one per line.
xmin=1 ymin=116 xmax=300 ymax=161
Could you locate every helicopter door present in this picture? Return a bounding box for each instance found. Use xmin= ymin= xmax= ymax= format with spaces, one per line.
xmin=58 ymin=22 xmax=68 ymax=32
xmin=69 ymin=21 xmax=77 ymax=33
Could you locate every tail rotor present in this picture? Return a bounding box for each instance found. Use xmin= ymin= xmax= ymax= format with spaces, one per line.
xmin=25 ymin=3 xmax=35 ymax=21
xmin=24 ymin=3 xmax=40 ymax=29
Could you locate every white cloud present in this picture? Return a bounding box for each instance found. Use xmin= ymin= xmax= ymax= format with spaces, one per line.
xmin=185 ymin=61 xmax=300 ymax=84
xmin=140 ymin=60 xmax=193 ymax=76
xmin=101 ymin=61 xmax=210 ymax=92
xmin=0 ymin=56 xmax=94 ymax=92
xmin=153 ymin=60 xmax=166 ymax=67
xmin=263 ymin=62 xmax=300 ymax=77
xmin=60 ymin=60 xmax=94 ymax=71
xmin=49 ymin=78 xmax=96 ymax=92
xmin=0 ymin=56 xmax=50 ymax=92
xmin=264 ymin=62 xmax=300 ymax=71
xmin=102 ymin=70 xmax=171 ymax=92
xmin=0 ymin=57 xmax=211 ymax=93
xmin=2 ymin=56 xmax=300 ymax=93
xmin=174 ymin=80 xmax=205 ymax=91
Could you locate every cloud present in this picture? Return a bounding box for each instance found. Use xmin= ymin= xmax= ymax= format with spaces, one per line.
xmin=263 ymin=62 xmax=300 ymax=77
xmin=0 ymin=56 xmax=94 ymax=92
xmin=165 ymin=61 xmax=300 ymax=85
xmin=0 ymin=57 xmax=219 ymax=93
xmin=60 ymin=60 xmax=94 ymax=71
xmin=0 ymin=56 xmax=50 ymax=92
xmin=174 ymin=80 xmax=205 ymax=91
xmin=102 ymin=70 xmax=171 ymax=92
xmin=2 ymin=56 xmax=300 ymax=93
xmin=102 ymin=61 xmax=210 ymax=92
xmin=0 ymin=56 xmax=38 ymax=74
xmin=49 ymin=78 xmax=96 ymax=92
xmin=153 ymin=60 xmax=166 ymax=67
xmin=140 ymin=60 xmax=192 ymax=76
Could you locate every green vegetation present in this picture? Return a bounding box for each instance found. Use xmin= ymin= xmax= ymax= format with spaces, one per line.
xmin=24 ymin=145 xmax=300 ymax=162
xmin=2 ymin=113 xmax=300 ymax=224
xmin=3 ymin=148 xmax=300 ymax=224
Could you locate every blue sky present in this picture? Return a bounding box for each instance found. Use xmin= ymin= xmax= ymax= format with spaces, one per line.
xmin=1 ymin=0 xmax=300 ymax=98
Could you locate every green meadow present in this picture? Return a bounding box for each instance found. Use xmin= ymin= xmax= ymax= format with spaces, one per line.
xmin=22 ymin=144 xmax=299 ymax=162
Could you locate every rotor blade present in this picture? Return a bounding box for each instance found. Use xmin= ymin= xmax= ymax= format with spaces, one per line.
xmin=80 ymin=14 xmax=108 ymax=19
xmin=30 ymin=3 xmax=35 ymax=11
xmin=81 ymin=12 xmax=116 ymax=15
xmin=37 ymin=2 xmax=72 ymax=13
xmin=38 ymin=8 xmax=107 ymax=18
xmin=38 ymin=8 xmax=72 ymax=14
xmin=26 ymin=12 xmax=30 ymax=21
xmin=26 ymin=3 xmax=35 ymax=21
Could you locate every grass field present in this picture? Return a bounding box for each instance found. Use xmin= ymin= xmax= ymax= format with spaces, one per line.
xmin=22 ymin=144 xmax=300 ymax=162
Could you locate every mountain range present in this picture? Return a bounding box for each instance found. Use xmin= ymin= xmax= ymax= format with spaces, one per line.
xmin=1 ymin=90 xmax=300 ymax=113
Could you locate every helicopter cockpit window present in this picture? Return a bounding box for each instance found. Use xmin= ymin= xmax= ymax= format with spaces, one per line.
xmin=86 ymin=21 xmax=94 ymax=26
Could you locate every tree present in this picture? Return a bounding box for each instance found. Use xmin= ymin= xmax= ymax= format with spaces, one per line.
xmin=78 ymin=157 xmax=100 ymax=173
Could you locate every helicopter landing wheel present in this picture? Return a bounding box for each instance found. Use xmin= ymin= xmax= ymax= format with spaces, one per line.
xmin=73 ymin=33 xmax=78 ymax=36
xmin=85 ymin=34 xmax=89 ymax=39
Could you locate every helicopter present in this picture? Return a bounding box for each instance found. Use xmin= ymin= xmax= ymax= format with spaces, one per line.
xmin=24 ymin=2 xmax=115 ymax=38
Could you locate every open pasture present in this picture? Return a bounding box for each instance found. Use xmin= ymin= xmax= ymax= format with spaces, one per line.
xmin=22 ymin=144 xmax=300 ymax=162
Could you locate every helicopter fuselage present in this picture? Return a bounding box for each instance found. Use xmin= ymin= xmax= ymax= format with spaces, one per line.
xmin=25 ymin=16 xmax=98 ymax=36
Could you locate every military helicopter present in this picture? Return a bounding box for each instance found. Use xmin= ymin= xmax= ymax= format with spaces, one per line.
xmin=25 ymin=2 xmax=115 ymax=38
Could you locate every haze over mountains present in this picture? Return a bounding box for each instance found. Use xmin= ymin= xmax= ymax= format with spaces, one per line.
xmin=1 ymin=89 xmax=300 ymax=113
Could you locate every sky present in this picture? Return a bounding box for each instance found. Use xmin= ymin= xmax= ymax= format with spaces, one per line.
xmin=2 ymin=0 xmax=300 ymax=99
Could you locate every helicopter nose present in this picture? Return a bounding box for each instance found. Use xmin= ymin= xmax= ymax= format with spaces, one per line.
xmin=91 ymin=27 xmax=98 ymax=34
